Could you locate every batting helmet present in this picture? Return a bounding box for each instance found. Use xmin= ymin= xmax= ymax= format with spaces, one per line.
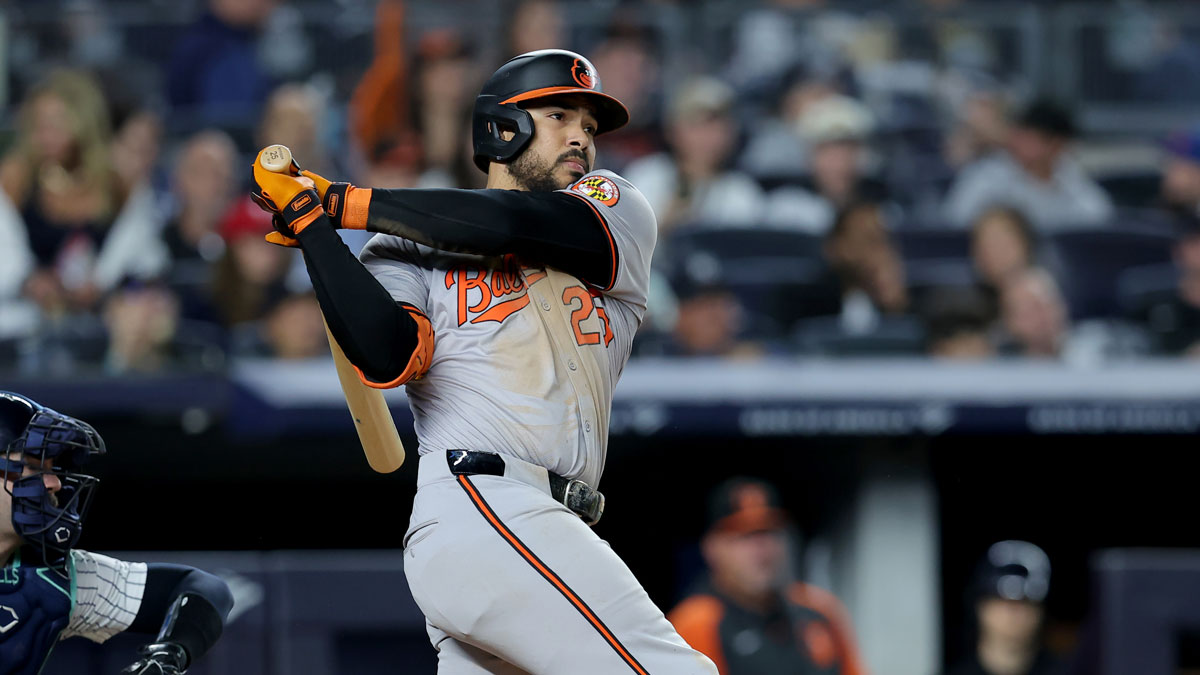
xmin=0 ymin=392 xmax=104 ymax=572
xmin=472 ymin=49 xmax=630 ymax=172
xmin=972 ymin=540 xmax=1051 ymax=603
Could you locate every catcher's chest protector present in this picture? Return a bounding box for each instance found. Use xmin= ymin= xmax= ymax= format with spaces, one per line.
xmin=0 ymin=556 xmax=72 ymax=675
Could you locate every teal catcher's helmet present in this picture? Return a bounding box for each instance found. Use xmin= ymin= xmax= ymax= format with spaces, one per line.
xmin=0 ymin=392 xmax=104 ymax=572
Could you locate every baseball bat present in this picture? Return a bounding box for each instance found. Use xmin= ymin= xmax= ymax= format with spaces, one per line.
xmin=259 ymin=144 xmax=407 ymax=473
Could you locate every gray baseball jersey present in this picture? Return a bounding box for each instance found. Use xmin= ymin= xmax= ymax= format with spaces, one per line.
xmin=360 ymin=170 xmax=654 ymax=489
xmin=362 ymin=170 xmax=718 ymax=673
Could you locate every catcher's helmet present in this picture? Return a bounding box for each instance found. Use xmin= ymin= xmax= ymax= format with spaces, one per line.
xmin=472 ymin=49 xmax=630 ymax=172
xmin=0 ymin=391 xmax=104 ymax=573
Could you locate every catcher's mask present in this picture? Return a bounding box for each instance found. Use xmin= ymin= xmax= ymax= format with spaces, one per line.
xmin=0 ymin=391 xmax=104 ymax=573
xmin=472 ymin=49 xmax=630 ymax=173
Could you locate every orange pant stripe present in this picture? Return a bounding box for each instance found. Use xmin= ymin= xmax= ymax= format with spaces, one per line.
xmin=456 ymin=475 xmax=650 ymax=675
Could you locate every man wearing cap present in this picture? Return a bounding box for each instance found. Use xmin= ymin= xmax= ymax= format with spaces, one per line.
xmin=624 ymin=76 xmax=766 ymax=232
xmin=943 ymin=99 xmax=1113 ymax=230
xmin=764 ymin=95 xmax=888 ymax=234
xmin=943 ymin=540 xmax=1063 ymax=675
xmin=669 ymin=478 xmax=866 ymax=675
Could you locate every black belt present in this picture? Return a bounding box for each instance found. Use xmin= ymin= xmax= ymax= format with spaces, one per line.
xmin=445 ymin=450 xmax=606 ymax=526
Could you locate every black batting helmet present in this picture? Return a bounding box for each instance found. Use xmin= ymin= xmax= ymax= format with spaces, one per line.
xmin=472 ymin=49 xmax=630 ymax=172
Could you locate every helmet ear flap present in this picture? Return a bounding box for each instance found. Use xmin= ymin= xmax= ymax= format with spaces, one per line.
xmin=472 ymin=97 xmax=535 ymax=172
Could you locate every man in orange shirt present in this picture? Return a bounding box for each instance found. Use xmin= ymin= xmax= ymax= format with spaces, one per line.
xmin=669 ymin=478 xmax=867 ymax=675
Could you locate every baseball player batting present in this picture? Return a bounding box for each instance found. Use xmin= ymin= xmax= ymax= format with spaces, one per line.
xmin=0 ymin=391 xmax=233 ymax=674
xmin=250 ymin=49 xmax=719 ymax=674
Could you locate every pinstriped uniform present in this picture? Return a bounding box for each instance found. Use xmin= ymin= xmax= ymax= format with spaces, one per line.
xmin=61 ymin=550 xmax=147 ymax=642
xmin=361 ymin=171 xmax=718 ymax=674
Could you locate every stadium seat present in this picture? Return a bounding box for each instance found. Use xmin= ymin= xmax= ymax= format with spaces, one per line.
xmin=792 ymin=314 xmax=927 ymax=357
xmin=660 ymin=227 xmax=827 ymax=286
xmin=893 ymin=228 xmax=971 ymax=261
xmin=1115 ymin=263 xmax=1178 ymax=317
xmin=660 ymin=227 xmax=838 ymax=335
xmin=1046 ymin=227 xmax=1175 ymax=319
xmin=1097 ymin=170 xmax=1163 ymax=209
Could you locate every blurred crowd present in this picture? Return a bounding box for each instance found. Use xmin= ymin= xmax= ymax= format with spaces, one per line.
xmin=2 ymin=0 xmax=1200 ymax=376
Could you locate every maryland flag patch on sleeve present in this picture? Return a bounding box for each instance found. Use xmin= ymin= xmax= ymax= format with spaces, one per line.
xmin=570 ymin=175 xmax=621 ymax=207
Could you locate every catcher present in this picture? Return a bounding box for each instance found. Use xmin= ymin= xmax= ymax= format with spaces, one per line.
xmin=0 ymin=391 xmax=233 ymax=675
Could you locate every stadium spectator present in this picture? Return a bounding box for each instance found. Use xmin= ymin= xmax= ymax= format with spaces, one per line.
xmin=1142 ymin=222 xmax=1200 ymax=356
xmin=409 ymin=30 xmax=479 ymax=189
xmin=662 ymin=280 xmax=763 ymax=359
xmin=797 ymin=93 xmax=876 ymax=199
xmin=725 ymin=0 xmax=837 ymax=106
xmin=166 ymin=0 xmax=279 ymax=129
xmin=669 ymin=477 xmax=866 ymax=675
xmin=922 ymin=286 xmax=996 ymax=359
xmin=823 ymin=201 xmax=910 ymax=335
xmin=101 ymin=279 xmax=181 ymax=373
xmin=765 ymin=95 xmax=883 ymax=233
xmin=0 ymin=69 xmax=166 ymax=324
xmin=210 ymin=196 xmax=290 ymax=329
xmin=999 ymin=266 xmax=1148 ymax=363
xmin=944 ymin=87 xmax=1010 ymax=171
xmin=110 ymin=109 xmax=164 ymax=194
xmin=739 ymin=64 xmax=841 ymax=180
xmin=970 ymin=206 xmax=1038 ymax=312
xmin=261 ymin=291 xmax=328 ymax=360
xmin=996 ymin=268 xmax=1068 ymax=358
xmin=943 ymin=100 xmax=1113 ymax=229
xmin=1162 ymin=125 xmax=1200 ymax=220
xmin=1128 ymin=21 xmax=1200 ymax=104
xmin=589 ymin=25 xmax=664 ymax=172
xmin=349 ymin=0 xmax=411 ymax=172
xmin=258 ymin=84 xmax=331 ymax=179
xmin=506 ymin=0 xmax=567 ymax=57
xmin=942 ymin=540 xmax=1063 ymax=675
xmin=164 ymin=131 xmax=238 ymax=273
xmin=624 ymin=76 xmax=765 ymax=232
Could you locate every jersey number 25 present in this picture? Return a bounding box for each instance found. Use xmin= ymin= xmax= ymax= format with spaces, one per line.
xmin=562 ymin=287 xmax=613 ymax=347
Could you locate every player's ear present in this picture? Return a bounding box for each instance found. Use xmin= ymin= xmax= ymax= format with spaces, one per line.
xmin=488 ymin=121 xmax=517 ymax=143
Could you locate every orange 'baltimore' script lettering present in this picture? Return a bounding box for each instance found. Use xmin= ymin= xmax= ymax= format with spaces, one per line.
xmin=445 ymin=257 xmax=533 ymax=326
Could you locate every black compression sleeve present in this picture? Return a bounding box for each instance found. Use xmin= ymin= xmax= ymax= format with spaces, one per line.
xmin=129 ymin=564 xmax=231 ymax=667
xmin=129 ymin=564 xmax=232 ymax=633
xmin=296 ymin=216 xmax=420 ymax=382
xmin=365 ymin=188 xmax=615 ymax=287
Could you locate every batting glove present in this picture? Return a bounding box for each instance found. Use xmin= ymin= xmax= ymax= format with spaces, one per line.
xmin=120 ymin=641 xmax=189 ymax=674
xmin=305 ymin=173 xmax=370 ymax=232
xmin=250 ymin=147 xmax=323 ymax=247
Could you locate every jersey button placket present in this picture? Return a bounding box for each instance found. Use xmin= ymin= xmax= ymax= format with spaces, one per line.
xmin=540 ymin=299 xmax=551 ymax=311
xmin=568 ymin=360 xmax=577 ymax=371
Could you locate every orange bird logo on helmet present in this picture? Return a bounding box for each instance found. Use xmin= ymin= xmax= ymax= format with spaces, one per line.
xmin=571 ymin=59 xmax=596 ymax=89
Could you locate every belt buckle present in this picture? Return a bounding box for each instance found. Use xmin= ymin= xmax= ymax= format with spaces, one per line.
xmin=563 ymin=479 xmax=605 ymax=526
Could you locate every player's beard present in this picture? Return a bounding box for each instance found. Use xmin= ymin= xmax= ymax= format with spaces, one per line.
xmin=508 ymin=149 xmax=588 ymax=192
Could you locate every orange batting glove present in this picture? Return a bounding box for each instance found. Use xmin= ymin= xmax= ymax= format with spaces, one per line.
xmin=251 ymin=147 xmax=324 ymax=247
xmin=301 ymin=169 xmax=371 ymax=232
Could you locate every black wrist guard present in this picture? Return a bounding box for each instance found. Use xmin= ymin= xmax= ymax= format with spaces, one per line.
xmin=322 ymin=181 xmax=352 ymax=228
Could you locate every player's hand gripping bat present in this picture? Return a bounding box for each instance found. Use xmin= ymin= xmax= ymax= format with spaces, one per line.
xmin=258 ymin=144 xmax=407 ymax=473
